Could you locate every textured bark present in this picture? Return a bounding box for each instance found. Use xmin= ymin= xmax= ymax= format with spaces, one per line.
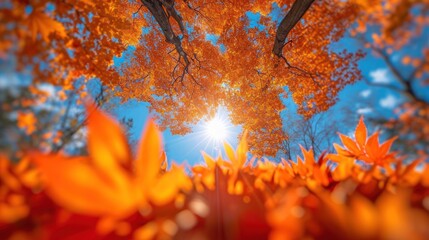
xmin=141 ymin=0 xmax=316 ymax=71
xmin=273 ymin=0 xmax=316 ymax=57
xmin=141 ymin=0 xmax=190 ymax=81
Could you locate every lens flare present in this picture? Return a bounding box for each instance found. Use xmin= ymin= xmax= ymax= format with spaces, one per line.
xmin=204 ymin=117 xmax=228 ymax=142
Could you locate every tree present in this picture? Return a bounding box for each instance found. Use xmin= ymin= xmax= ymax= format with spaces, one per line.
xmin=0 ymin=80 xmax=90 ymax=159
xmin=281 ymin=109 xmax=350 ymax=160
xmin=0 ymin=58 xmax=113 ymax=159
xmin=1 ymin=0 xmax=365 ymax=156
xmin=364 ymin=45 xmax=429 ymax=157
xmin=352 ymin=0 xmax=429 ymax=157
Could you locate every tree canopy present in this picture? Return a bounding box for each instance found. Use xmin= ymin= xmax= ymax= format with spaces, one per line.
xmin=1 ymin=0 xmax=428 ymax=156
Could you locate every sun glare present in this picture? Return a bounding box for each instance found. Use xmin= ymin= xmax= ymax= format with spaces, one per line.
xmin=204 ymin=117 xmax=228 ymax=142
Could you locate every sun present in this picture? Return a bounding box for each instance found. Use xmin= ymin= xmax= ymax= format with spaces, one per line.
xmin=204 ymin=116 xmax=228 ymax=142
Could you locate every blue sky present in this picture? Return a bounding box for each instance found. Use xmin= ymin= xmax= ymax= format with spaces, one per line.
xmin=114 ymin=100 xmax=242 ymax=165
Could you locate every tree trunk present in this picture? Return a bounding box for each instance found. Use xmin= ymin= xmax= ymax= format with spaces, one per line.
xmin=273 ymin=0 xmax=316 ymax=57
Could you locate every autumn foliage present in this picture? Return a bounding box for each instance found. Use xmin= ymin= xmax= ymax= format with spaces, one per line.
xmin=2 ymin=0 xmax=428 ymax=156
xmin=1 ymin=0 xmax=368 ymax=156
xmin=1 ymin=0 xmax=429 ymax=239
xmin=1 ymin=106 xmax=428 ymax=240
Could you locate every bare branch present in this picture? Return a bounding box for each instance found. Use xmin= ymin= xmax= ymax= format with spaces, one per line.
xmin=407 ymin=59 xmax=428 ymax=82
xmin=279 ymin=55 xmax=321 ymax=86
xmin=183 ymin=0 xmax=212 ymax=21
xmin=363 ymin=77 xmax=404 ymax=93
xmin=51 ymin=84 xmax=106 ymax=153
xmin=133 ymin=4 xmax=144 ymax=15
xmin=371 ymin=47 xmax=406 ymax=85
xmin=370 ymin=46 xmax=428 ymax=104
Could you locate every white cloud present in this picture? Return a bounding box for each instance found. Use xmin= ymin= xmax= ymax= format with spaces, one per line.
xmin=360 ymin=89 xmax=371 ymax=98
xmin=357 ymin=107 xmax=372 ymax=114
xmin=37 ymin=83 xmax=56 ymax=96
xmin=380 ymin=94 xmax=399 ymax=108
xmin=370 ymin=68 xmax=390 ymax=84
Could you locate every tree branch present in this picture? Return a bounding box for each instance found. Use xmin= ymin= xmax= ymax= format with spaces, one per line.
xmin=133 ymin=4 xmax=144 ymax=15
xmin=51 ymin=84 xmax=106 ymax=153
xmin=370 ymin=46 xmax=428 ymax=105
xmin=273 ymin=0 xmax=315 ymax=57
xmin=141 ymin=0 xmax=191 ymax=85
xmin=272 ymin=0 xmax=320 ymax=85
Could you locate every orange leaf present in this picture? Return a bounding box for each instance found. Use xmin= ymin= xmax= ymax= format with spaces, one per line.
xmin=365 ymin=132 xmax=380 ymax=159
xmin=236 ymin=130 xmax=248 ymax=168
xmin=401 ymin=158 xmax=423 ymax=178
xmin=333 ymin=143 xmax=353 ymax=157
xmin=87 ymin=104 xmax=130 ymax=171
xmin=135 ymin=119 xmax=163 ymax=188
xmin=296 ymin=156 xmax=307 ymax=176
xmin=25 ymin=11 xmax=66 ymax=42
xmin=355 ymin=116 xmax=367 ymax=148
xmin=223 ymin=141 xmax=237 ymax=166
xmin=33 ymin=155 xmax=136 ymax=217
xmin=339 ymin=134 xmax=361 ymax=156
xmin=201 ymin=151 xmax=215 ymax=168
xmin=299 ymin=145 xmax=315 ymax=167
xmin=331 ymin=157 xmax=354 ymax=181
xmin=148 ymin=166 xmax=190 ymax=205
xmin=378 ymin=136 xmax=397 ymax=158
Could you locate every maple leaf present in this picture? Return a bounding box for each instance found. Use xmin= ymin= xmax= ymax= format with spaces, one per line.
xmin=25 ymin=11 xmax=66 ymax=42
xmin=335 ymin=117 xmax=398 ymax=166
xmin=196 ymin=132 xmax=249 ymax=195
xmin=31 ymin=103 xmax=191 ymax=221
xmin=283 ymin=146 xmax=330 ymax=187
